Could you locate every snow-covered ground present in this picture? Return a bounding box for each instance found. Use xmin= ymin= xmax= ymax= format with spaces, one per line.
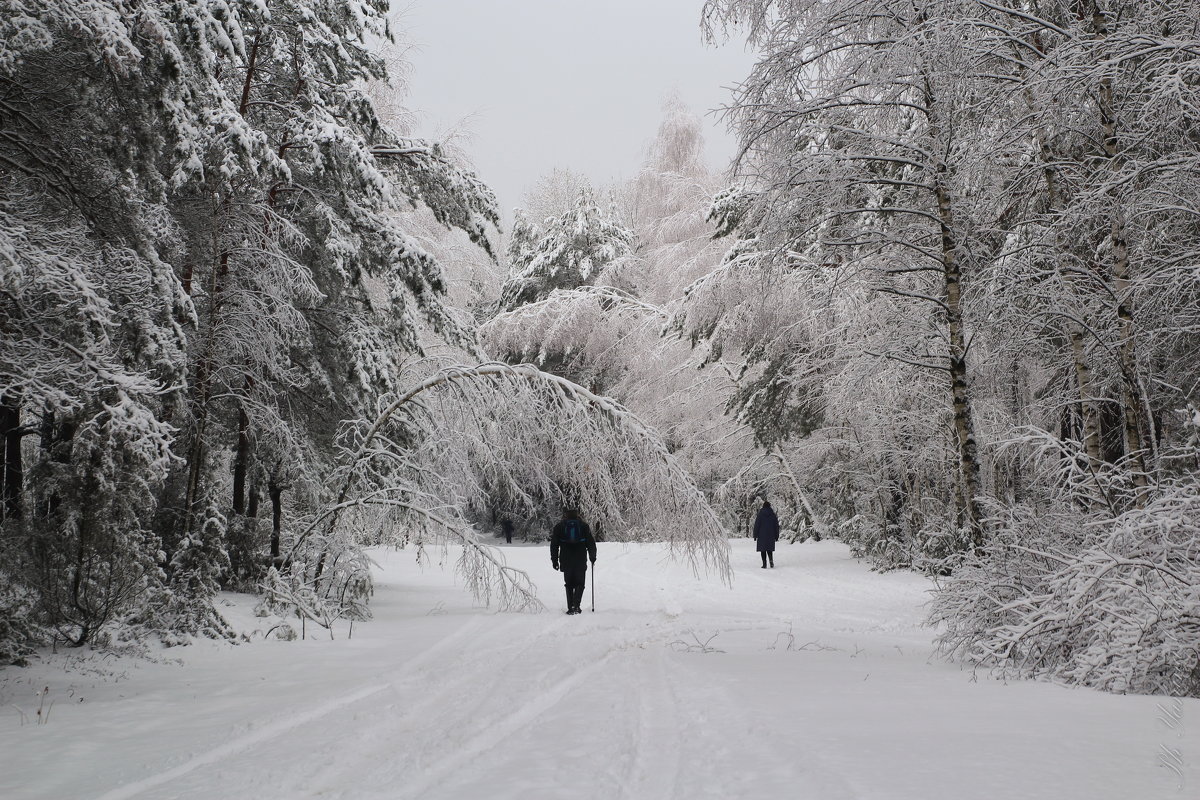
xmin=1 ymin=539 xmax=1195 ymax=799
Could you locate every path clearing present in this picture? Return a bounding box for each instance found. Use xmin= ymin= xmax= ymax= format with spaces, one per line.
xmin=1 ymin=540 xmax=1195 ymax=799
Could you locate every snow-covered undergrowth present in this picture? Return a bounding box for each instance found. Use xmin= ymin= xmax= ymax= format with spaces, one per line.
xmin=1 ymin=539 xmax=1195 ymax=800
xmin=933 ymin=486 xmax=1200 ymax=698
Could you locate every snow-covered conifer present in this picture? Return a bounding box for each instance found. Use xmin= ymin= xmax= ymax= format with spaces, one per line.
xmin=498 ymin=190 xmax=634 ymax=310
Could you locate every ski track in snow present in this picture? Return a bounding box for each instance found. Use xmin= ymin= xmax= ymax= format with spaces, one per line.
xmin=670 ymin=652 xmax=861 ymax=800
xmin=4 ymin=539 xmax=1197 ymax=800
xmin=92 ymin=682 xmax=391 ymax=800
xmin=92 ymin=615 xmax=493 ymax=800
xmin=398 ymin=643 xmax=616 ymax=800
xmin=618 ymin=645 xmax=681 ymax=800
xmin=308 ymin=615 xmax=606 ymax=800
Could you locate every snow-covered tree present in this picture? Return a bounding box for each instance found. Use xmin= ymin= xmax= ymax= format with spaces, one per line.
xmin=0 ymin=0 xmax=503 ymax=653
xmin=924 ymin=0 xmax=1200 ymax=698
xmin=618 ymin=95 xmax=727 ymax=303
xmin=701 ymin=0 xmax=1200 ymax=694
xmin=486 ymin=105 xmax=753 ymax=510
xmin=498 ymin=190 xmax=634 ymax=311
xmin=0 ymin=0 xmax=220 ymax=650
xmin=151 ymin=0 xmax=502 ymax=627
xmin=701 ymin=0 xmax=1038 ymax=550
xmin=520 ymin=167 xmax=593 ymax=225
xmin=307 ymin=361 xmax=733 ymax=610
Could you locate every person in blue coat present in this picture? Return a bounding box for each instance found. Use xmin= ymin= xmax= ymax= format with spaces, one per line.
xmin=753 ymin=499 xmax=779 ymax=568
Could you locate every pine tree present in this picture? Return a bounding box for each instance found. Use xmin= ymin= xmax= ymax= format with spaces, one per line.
xmin=498 ymin=190 xmax=633 ymax=311
xmin=159 ymin=0 xmax=500 ymax=611
xmin=0 ymin=0 xmax=500 ymax=652
xmin=0 ymin=0 xmax=234 ymax=649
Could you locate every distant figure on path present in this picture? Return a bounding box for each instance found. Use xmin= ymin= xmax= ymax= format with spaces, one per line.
xmin=754 ymin=499 xmax=779 ymax=568
xmin=550 ymin=509 xmax=597 ymax=614
xmin=501 ymin=519 xmax=514 ymax=544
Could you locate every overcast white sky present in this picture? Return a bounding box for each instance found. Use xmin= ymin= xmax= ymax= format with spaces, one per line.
xmin=395 ymin=0 xmax=756 ymax=218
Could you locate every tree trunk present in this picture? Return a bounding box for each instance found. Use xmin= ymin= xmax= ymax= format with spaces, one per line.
xmin=1068 ymin=326 xmax=1103 ymax=466
xmin=182 ymin=33 xmax=264 ymax=537
xmin=935 ymin=177 xmax=984 ymax=549
xmin=1093 ymin=2 xmax=1149 ymax=501
xmin=269 ymin=479 xmax=282 ymax=567
xmin=771 ymin=444 xmax=825 ymax=541
xmin=0 ymin=393 xmax=21 ymax=520
xmin=1107 ymin=197 xmax=1148 ymax=490
xmin=232 ymin=404 xmax=249 ymax=515
xmin=181 ymin=378 xmax=209 ymax=537
xmin=1016 ymin=31 xmax=1112 ymax=497
xmin=918 ymin=58 xmax=985 ymax=550
xmin=36 ymin=415 xmax=74 ymax=518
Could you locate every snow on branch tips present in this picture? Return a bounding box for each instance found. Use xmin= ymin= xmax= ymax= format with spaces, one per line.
xmin=931 ymin=484 xmax=1200 ymax=698
xmin=479 ymin=286 xmax=669 ymax=381
xmin=298 ymin=361 xmax=731 ymax=607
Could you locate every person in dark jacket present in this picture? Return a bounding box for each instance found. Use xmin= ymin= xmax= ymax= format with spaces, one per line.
xmin=501 ymin=518 xmax=514 ymax=544
xmin=550 ymin=509 xmax=597 ymax=614
xmin=753 ymin=499 xmax=779 ymax=568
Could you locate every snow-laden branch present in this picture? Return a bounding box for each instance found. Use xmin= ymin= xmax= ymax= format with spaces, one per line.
xmin=932 ymin=485 xmax=1200 ymax=697
xmin=369 ymin=146 xmax=430 ymax=157
xmin=297 ymin=361 xmax=732 ymax=607
xmin=308 ymin=491 xmax=542 ymax=611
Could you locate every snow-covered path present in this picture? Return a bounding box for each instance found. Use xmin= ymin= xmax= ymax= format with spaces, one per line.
xmin=2 ymin=539 xmax=1196 ymax=799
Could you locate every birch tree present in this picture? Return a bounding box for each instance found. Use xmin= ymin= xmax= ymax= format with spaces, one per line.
xmin=928 ymin=0 xmax=1200 ymax=696
xmin=700 ymin=0 xmax=1028 ymax=550
xmin=699 ymin=0 xmax=1200 ymax=692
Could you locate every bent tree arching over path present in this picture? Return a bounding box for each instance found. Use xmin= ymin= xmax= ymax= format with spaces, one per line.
xmin=282 ymin=360 xmax=732 ymax=616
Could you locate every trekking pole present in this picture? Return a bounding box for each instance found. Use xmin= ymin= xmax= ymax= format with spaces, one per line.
xmin=590 ymin=561 xmax=595 ymax=613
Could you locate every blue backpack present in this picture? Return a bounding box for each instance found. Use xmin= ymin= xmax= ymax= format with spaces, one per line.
xmin=563 ymin=519 xmax=584 ymax=544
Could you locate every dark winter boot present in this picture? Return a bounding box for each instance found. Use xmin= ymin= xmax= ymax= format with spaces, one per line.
xmin=571 ymin=585 xmax=584 ymax=613
xmin=566 ymin=585 xmax=575 ymax=614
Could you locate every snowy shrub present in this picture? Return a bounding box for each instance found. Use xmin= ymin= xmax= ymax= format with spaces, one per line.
xmin=271 ymin=622 xmax=298 ymax=641
xmin=121 ymin=504 xmax=236 ymax=647
xmin=171 ymin=505 xmax=232 ymax=600
xmin=224 ymin=515 xmax=269 ymax=591
xmin=0 ymin=582 xmax=40 ymax=666
xmin=164 ymin=505 xmax=235 ymax=643
xmin=20 ymin=391 xmax=175 ymax=647
xmin=932 ymin=484 xmax=1200 ymax=697
xmin=258 ymin=559 xmax=372 ymax=640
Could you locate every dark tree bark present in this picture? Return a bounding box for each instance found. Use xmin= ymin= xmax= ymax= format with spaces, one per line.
xmin=269 ymin=478 xmax=282 ymax=567
xmin=1091 ymin=0 xmax=1149 ymax=501
xmin=1 ymin=393 xmax=22 ymax=519
xmin=247 ymin=482 xmax=260 ymax=518
xmin=232 ymin=405 xmax=249 ymax=514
